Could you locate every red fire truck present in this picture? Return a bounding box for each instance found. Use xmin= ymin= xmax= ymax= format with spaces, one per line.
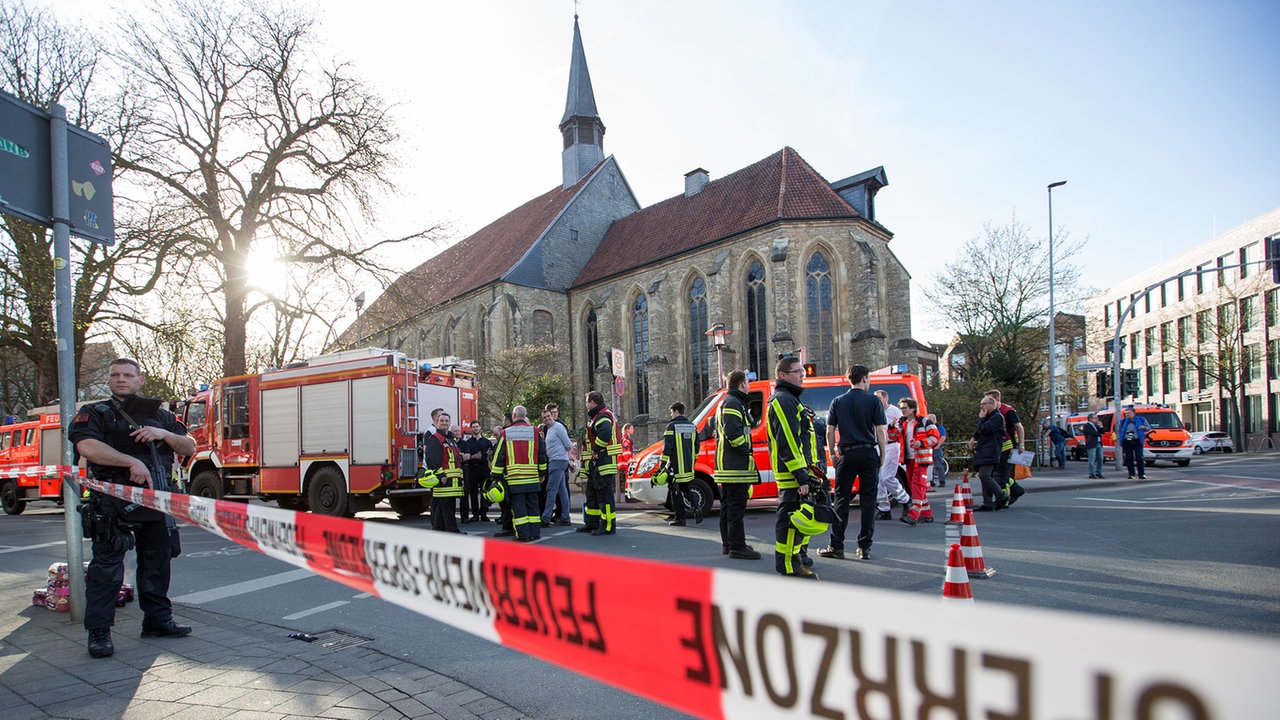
xmin=179 ymin=348 xmax=477 ymax=517
xmin=1 ymin=413 xmax=82 ymax=515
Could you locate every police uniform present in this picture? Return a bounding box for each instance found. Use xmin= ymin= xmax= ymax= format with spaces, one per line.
xmin=768 ymin=378 xmax=819 ymax=577
xmin=423 ymin=430 xmax=465 ymax=533
xmin=660 ymin=413 xmax=700 ymax=526
xmin=490 ymin=419 xmax=547 ymax=541
xmin=716 ymin=387 xmax=759 ymax=557
xmin=68 ymin=395 xmax=190 ymax=648
xmin=824 ymin=386 xmax=885 ymax=557
xmin=580 ymin=404 xmax=622 ymax=535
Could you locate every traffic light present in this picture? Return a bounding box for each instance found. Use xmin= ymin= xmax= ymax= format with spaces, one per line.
xmin=803 ymin=363 xmax=816 ymax=377
xmin=1121 ymin=368 xmax=1141 ymax=396
xmin=1094 ymin=371 xmax=1112 ymax=398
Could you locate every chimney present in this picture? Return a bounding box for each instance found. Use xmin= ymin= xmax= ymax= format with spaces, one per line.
xmin=684 ymin=168 xmax=709 ymax=197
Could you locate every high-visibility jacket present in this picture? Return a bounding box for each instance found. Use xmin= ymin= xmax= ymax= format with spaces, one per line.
xmin=586 ymin=405 xmax=622 ymax=477
xmin=899 ymin=416 xmax=940 ymax=465
xmin=660 ymin=414 xmax=697 ymax=484
xmin=715 ymin=388 xmax=757 ymax=483
xmin=423 ymin=431 xmax=464 ymax=498
xmin=490 ymin=420 xmax=547 ymax=488
xmin=767 ymin=380 xmax=817 ymax=490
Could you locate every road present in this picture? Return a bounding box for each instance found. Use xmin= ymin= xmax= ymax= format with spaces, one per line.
xmin=4 ymin=452 xmax=1278 ymax=719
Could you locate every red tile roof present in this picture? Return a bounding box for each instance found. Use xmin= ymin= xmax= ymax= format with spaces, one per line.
xmin=345 ymin=164 xmax=602 ymax=340
xmin=573 ymin=147 xmax=859 ymax=287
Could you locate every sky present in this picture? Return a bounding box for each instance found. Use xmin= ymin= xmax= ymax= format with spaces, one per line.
xmin=35 ymin=0 xmax=1280 ymax=344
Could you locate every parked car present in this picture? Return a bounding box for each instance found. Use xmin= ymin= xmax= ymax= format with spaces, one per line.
xmin=1189 ymin=431 xmax=1235 ymax=455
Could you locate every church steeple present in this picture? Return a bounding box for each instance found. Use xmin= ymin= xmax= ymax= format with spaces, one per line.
xmin=560 ymin=15 xmax=605 ymax=189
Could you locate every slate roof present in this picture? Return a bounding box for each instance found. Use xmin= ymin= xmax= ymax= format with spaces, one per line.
xmin=345 ymin=162 xmax=603 ymax=340
xmin=561 ymin=17 xmax=600 ymax=125
xmin=573 ymin=147 xmax=860 ymax=287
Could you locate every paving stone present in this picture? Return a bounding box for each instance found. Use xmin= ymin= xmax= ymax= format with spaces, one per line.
xmin=282 ymin=677 xmax=348 ymax=696
xmin=132 ymin=679 xmax=205 ymax=702
xmin=317 ymin=707 xmax=380 ymax=720
xmin=336 ymin=690 xmax=390 ymax=710
xmin=269 ymin=691 xmax=342 ymax=717
xmin=375 ymin=687 xmax=409 ymax=702
xmin=390 ymin=697 xmax=432 ymax=717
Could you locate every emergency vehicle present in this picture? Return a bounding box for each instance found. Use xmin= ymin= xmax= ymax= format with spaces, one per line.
xmin=179 ymin=348 xmax=477 ymax=517
xmin=1093 ymin=404 xmax=1193 ymax=466
xmin=625 ymin=367 xmax=928 ymax=515
xmin=0 ymin=413 xmax=82 ymax=515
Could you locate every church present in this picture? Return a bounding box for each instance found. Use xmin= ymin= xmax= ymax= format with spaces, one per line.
xmin=339 ymin=16 xmax=916 ymax=430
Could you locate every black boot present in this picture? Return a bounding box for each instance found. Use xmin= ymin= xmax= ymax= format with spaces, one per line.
xmin=88 ymin=628 xmax=114 ymax=658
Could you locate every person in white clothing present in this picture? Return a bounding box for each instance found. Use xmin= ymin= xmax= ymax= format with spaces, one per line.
xmin=873 ymin=390 xmax=911 ymax=520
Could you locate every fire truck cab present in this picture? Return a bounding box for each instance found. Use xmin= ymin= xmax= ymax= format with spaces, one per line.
xmin=1 ymin=414 xmax=77 ymax=515
xmin=624 ymin=367 xmax=927 ymax=515
xmin=180 ymin=348 xmax=476 ymax=517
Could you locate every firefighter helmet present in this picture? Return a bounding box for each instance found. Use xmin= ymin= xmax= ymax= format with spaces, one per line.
xmin=483 ymin=478 xmax=505 ymax=504
xmin=789 ymin=502 xmax=831 ymax=536
xmin=417 ymin=468 xmax=440 ymax=489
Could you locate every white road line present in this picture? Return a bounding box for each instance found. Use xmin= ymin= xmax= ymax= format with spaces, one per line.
xmin=352 ymin=592 xmax=373 ymax=599
xmin=0 ymin=540 xmax=66 ymax=555
xmin=282 ymin=601 xmax=349 ymax=620
xmin=1077 ymin=495 xmax=1266 ymax=504
xmin=173 ymin=568 xmax=314 ymax=604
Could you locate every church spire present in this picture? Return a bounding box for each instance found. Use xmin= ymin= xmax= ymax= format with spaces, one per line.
xmin=560 ymin=15 xmax=605 ymax=189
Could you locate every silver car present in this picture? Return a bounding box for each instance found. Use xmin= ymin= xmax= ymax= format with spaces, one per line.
xmin=1189 ymin=431 xmax=1235 ymax=454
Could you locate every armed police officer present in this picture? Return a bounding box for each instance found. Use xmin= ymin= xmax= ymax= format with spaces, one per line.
xmin=658 ymin=401 xmax=702 ymax=527
xmin=70 ymin=358 xmax=196 ymax=658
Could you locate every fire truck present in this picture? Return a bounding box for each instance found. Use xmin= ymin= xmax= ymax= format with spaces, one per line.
xmin=179 ymin=348 xmax=477 ymax=517
xmin=0 ymin=413 xmax=82 ymax=515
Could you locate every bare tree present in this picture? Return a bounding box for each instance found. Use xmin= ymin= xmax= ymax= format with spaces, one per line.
xmin=477 ymin=344 xmax=567 ymax=428
xmin=111 ymin=0 xmax=441 ymax=378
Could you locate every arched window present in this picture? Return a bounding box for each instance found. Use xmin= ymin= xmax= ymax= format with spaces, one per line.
xmin=689 ymin=276 xmax=711 ymax=398
xmin=745 ymin=260 xmax=769 ymax=379
xmin=478 ymin=309 xmax=489 ymax=360
xmin=806 ymin=251 xmax=836 ymax=374
xmin=531 ymin=310 xmax=554 ymax=345
xmin=632 ymin=294 xmax=650 ymax=415
xmin=585 ymin=307 xmax=600 ymax=391
xmin=442 ymin=317 xmax=455 ymax=357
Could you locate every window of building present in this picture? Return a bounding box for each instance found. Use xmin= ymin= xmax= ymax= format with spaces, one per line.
xmin=1129 ymin=333 xmax=1138 ymax=362
xmin=1269 ymin=339 xmax=1280 ymax=379
xmin=689 ymin=276 xmax=711 ymax=399
xmin=1180 ymin=360 xmax=1194 ymax=394
xmin=805 ymin=251 xmax=836 ymax=375
xmin=1196 ymin=263 xmax=1206 ymax=294
xmin=1267 ymin=288 xmax=1279 ymax=327
xmin=531 ymin=310 xmax=554 ymax=345
xmin=1196 ymin=310 xmax=1211 ymax=344
xmin=1145 ymin=365 xmax=1156 ymax=397
xmin=1241 ymin=243 xmax=1255 ymax=279
xmin=1104 ymin=304 xmax=1111 ymax=327
xmin=632 ymin=295 xmax=650 ymax=415
xmin=1271 ymin=393 xmax=1280 ymax=433
xmin=1162 ymin=361 xmax=1174 ymax=395
xmin=1240 ymin=295 xmax=1257 ymax=332
xmin=1178 ymin=315 xmax=1191 ymax=346
xmin=1177 ymin=275 xmax=1185 ymax=302
xmin=1218 ymin=303 xmax=1237 ymax=335
xmin=1246 ymin=394 xmax=1262 ymax=433
xmin=1216 ymin=254 xmax=1228 ymax=287
xmin=1198 ymin=354 xmax=1212 ymax=390
xmin=585 ymin=307 xmax=599 ymax=391
xmin=1144 ymin=293 xmax=1151 ymax=314
xmin=1160 ymin=322 xmax=1172 ymax=352
xmin=745 ymin=261 xmax=770 ymax=379
xmin=1144 ymin=328 xmax=1155 ymax=357
xmin=1245 ymin=343 xmax=1261 ymax=382
xmin=1159 ymin=282 xmax=1167 ymax=308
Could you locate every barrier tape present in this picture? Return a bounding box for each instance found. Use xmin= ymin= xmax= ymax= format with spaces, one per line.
xmin=79 ymin=475 xmax=1279 ymax=719
xmin=1 ymin=464 xmax=74 ymax=479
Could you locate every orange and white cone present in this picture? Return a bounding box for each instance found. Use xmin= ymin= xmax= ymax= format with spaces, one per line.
xmin=946 ymin=484 xmax=967 ymax=525
xmin=942 ymin=543 xmax=973 ymax=603
xmin=960 ymin=472 xmax=975 ymax=509
xmin=961 ymin=509 xmax=996 ymax=578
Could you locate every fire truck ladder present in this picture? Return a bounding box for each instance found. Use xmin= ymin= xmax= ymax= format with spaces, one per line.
xmin=402 ymin=356 xmax=420 ymax=435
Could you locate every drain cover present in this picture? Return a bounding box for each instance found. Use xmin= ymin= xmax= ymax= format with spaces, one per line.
xmin=300 ymin=629 xmax=372 ymax=650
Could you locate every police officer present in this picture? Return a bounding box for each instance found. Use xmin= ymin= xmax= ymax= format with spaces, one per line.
xmin=659 ymin=401 xmax=702 ymax=527
xmin=819 ymin=364 xmax=887 ymax=560
xmin=716 ymin=370 xmax=760 ymax=559
xmin=578 ymin=391 xmax=621 ymax=536
xmin=768 ymin=356 xmax=820 ymax=579
xmin=491 ymin=406 xmax=547 ymax=541
xmin=70 ymin=358 xmax=196 ymax=658
xmin=421 ymin=411 xmax=464 ymax=533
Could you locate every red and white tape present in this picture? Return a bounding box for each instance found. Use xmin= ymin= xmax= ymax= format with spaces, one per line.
xmin=79 ymin=475 xmax=1279 ymax=719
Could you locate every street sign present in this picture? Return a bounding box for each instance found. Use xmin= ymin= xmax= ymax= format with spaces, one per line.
xmin=610 ymin=347 xmax=625 ymax=378
xmin=1075 ymin=362 xmax=1112 ymax=371
xmin=0 ymin=90 xmax=114 ymax=244
xmin=614 ymin=376 xmax=625 ymax=396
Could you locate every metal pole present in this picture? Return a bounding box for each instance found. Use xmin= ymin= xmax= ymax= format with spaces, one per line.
xmin=52 ymin=104 xmax=85 ymax=622
xmin=1047 ymin=181 xmax=1066 ymax=429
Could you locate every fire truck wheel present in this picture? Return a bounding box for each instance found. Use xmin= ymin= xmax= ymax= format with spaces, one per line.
xmin=188 ymin=471 xmax=222 ymax=500
xmin=307 ymin=467 xmax=350 ymax=517
xmin=688 ymin=476 xmax=715 ymax=518
xmin=389 ymin=496 xmax=425 ymax=517
xmin=2 ymin=480 xmax=27 ymax=515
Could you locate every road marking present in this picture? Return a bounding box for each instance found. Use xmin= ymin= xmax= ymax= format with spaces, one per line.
xmin=0 ymin=540 xmax=66 ymax=555
xmin=1076 ymin=495 xmax=1259 ymax=504
xmin=352 ymin=592 xmax=373 ymax=599
xmin=283 ymin=601 xmax=349 ymax=620
xmin=173 ymin=568 xmax=314 ymax=604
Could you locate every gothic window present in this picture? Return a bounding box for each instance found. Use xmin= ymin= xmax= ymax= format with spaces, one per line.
xmin=745 ymin=261 xmax=769 ymax=379
xmin=585 ymin=306 xmax=600 ymax=391
xmin=443 ymin=317 xmax=454 ymax=357
xmin=531 ymin=310 xmax=554 ymax=345
xmin=689 ymin=276 xmax=711 ymax=399
xmin=632 ymin=294 xmax=650 ymax=415
xmin=478 ymin=310 xmax=489 ymax=360
xmin=806 ymin=251 xmax=836 ymax=375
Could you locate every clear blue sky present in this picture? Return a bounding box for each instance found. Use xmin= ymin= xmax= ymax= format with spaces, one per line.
xmin=40 ymin=0 xmax=1280 ymax=342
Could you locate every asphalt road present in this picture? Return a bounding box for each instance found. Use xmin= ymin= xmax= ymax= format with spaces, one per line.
xmin=4 ymin=452 xmax=1278 ymax=719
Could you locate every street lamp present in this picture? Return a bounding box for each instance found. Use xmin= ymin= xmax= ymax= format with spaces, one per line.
xmin=706 ymin=323 xmax=732 ymax=387
xmin=354 ymin=291 xmax=366 ymax=347
xmin=1047 ymin=180 xmax=1066 ymax=428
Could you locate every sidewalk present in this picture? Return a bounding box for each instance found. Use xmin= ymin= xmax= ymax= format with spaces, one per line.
xmin=0 ymin=601 xmax=528 ymax=720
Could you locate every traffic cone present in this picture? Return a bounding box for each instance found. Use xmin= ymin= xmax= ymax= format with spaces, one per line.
xmin=960 ymin=472 xmax=974 ymax=509
xmin=946 ymin=484 xmax=966 ymax=525
xmin=960 ymin=509 xmax=996 ymax=578
xmin=942 ymin=543 xmax=973 ymax=603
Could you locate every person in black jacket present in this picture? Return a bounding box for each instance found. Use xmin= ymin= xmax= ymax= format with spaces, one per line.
xmin=716 ymin=370 xmax=759 ymax=559
xmin=1081 ymin=413 xmax=1105 ymax=479
xmin=968 ymin=396 xmax=1009 ymax=511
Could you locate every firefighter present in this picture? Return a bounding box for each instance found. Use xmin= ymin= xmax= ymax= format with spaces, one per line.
xmin=578 ymin=390 xmax=622 ymax=536
xmin=897 ymin=397 xmax=940 ymax=525
xmin=421 ymin=411 xmax=464 ymax=533
xmin=769 ymin=355 xmax=821 ymax=579
xmin=716 ymin=370 xmax=761 ymax=559
xmin=490 ymin=406 xmax=547 ymax=542
xmin=659 ymin=401 xmax=702 ymax=527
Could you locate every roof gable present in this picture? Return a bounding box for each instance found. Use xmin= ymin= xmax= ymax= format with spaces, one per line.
xmin=573 ymin=147 xmax=859 ymax=287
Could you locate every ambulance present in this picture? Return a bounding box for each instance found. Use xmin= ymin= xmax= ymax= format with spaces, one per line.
xmin=1094 ymin=404 xmax=1193 ymax=467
